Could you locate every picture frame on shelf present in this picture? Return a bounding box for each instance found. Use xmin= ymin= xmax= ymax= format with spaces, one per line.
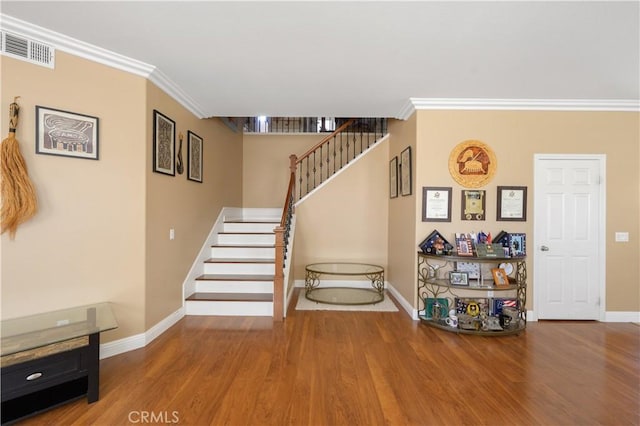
xmin=400 ymin=146 xmax=412 ymax=196
xmin=508 ymin=233 xmax=526 ymax=257
xmin=461 ymin=189 xmax=485 ymax=220
xmin=187 ymin=130 xmax=203 ymax=183
xmin=497 ymin=186 xmax=527 ymax=221
xmin=449 ymin=271 xmax=469 ymax=286
xmin=455 ymin=233 xmax=474 ymax=256
xmin=456 ymin=261 xmax=480 ymax=279
xmin=423 ymin=297 xmax=449 ymax=320
xmin=153 ymin=110 xmax=176 ymax=176
xmin=36 ymin=106 xmax=99 ymax=160
xmin=422 ymin=187 xmax=452 ymax=222
xmin=491 ymin=268 xmax=510 ymax=287
xmin=389 ymin=156 xmax=398 ymax=198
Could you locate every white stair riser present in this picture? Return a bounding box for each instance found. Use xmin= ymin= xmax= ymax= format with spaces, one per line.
xmin=210 ymin=246 xmax=275 ymax=258
xmin=203 ymin=262 xmax=275 ymax=275
xmin=195 ymin=281 xmax=274 ymax=293
xmin=218 ymin=234 xmax=275 ymax=245
xmin=185 ymin=300 xmax=273 ymax=316
xmin=223 ymin=223 xmax=279 ymax=233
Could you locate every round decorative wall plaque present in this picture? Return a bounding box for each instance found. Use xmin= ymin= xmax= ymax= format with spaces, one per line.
xmin=448 ymin=140 xmax=497 ymax=188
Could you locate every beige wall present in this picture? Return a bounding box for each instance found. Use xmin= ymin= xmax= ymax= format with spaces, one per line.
xmin=413 ymin=110 xmax=639 ymax=312
xmin=1 ymin=53 xmax=147 ymax=340
xmin=387 ymin=115 xmax=418 ymax=306
xmin=242 ymin=134 xmax=323 ymax=207
xmin=292 ymin=139 xmax=390 ymax=279
xmin=0 ymin=53 xmax=243 ymax=343
xmin=145 ymin=82 xmax=243 ymax=329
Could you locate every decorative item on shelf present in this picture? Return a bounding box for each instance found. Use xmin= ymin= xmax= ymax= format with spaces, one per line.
xmin=419 ymin=230 xmax=453 ymax=255
xmin=424 ymin=298 xmax=449 ymax=320
xmin=492 ymin=298 xmax=518 ymax=316
xmin=461 ymin=189 xmax=486 ymax=220
xmin=491 ymin=268 xmax=510 ymax=287
xmin=476 ymin=243 xmax=507 ymax=258
xmin=456 ymin=261 xmax=480 ymax=279
xmin=449 ymin=271 xmax=469 ymax=286
xmin=498 ymin=262 xmax=514 ymax=276
xmin=456 ymin=298 xmax=489 ymax=317
xmin=493 ymin=230 xmax=511 ymax=257
xmin=448 ymin=140 xmax=497 ymax=188
xmin=483 ymin=316 xmax=503 ymax=331
xmin=508 ymin=233 xmax=526 ymax=257
xmin=455 ymin=233 xmax=474 ymax=256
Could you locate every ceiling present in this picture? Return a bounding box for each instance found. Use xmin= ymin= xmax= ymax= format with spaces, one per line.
xmin=2 ymin=1 xmax=639 ymax=118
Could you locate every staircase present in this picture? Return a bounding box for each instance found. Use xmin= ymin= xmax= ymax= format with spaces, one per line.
xmin=185 ymin=209 xmax=281 ymax=316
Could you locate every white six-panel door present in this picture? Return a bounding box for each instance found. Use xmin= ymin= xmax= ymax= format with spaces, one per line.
xmin=534 ymin=155 xmax=605 ymax=320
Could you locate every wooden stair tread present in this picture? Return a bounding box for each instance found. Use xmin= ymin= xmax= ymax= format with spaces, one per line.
xmin=211 ymin=244 xmax=275 ymax=248
xmin=186 ymin=292 xmax=273 ymax=302
xmin=219 ymin=231 xmax=275 ymax=235
xmin=205 ymin=258 xmax=274 ymax=264
xmin=224 ymin=219 xmax=279 ymax=224
xmin=196 ymin=274 xmax=275 ymax=281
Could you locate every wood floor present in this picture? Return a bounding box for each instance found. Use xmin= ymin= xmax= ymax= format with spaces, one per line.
xmin=19 ymin=291 xmax=640 ymax=426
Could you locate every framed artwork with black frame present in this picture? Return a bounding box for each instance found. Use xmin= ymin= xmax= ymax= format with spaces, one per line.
xmin=187 ymin=130 xmax=203 ymax=183
xmin=36 ymin=106 xmax=99 ymax=160
xmin=389 ymin=156 xmax=398 ymax=198
xmin=153 ymin=110 xmax=175 ymax=176
xmin=422 ymin=187 xmax=452 ymax=222
xmin=497 ymin=186 xmax=527 ymax=221
xmin=400 ymin=146 xmax=412 ymax=196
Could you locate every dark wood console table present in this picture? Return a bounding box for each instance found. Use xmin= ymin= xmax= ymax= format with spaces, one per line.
xmin=1 ymin=303 xmax=117 ymax=424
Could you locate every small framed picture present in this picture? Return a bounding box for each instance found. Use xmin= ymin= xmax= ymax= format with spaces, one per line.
xmin=497 ymin=186 xmax=527 ymax=221
xmin=36 ymin=106 xmax=99 ymax=160
xmin=491 ymin=268 xmax=510 ymax=287
xmin=187 ymin=130 xmax=203 ymax=183
xmin=449 ymin=271 xmax=469 ymax=286
xmin=400 ymin=146 xmax=412 ymax=196
xmin=389 ymin=156 xmax=398 ymax=198
xmin=153 ymin=110 xmax=175 ymax=176
xmin=461 ymin=189 xmax=485 ymax=220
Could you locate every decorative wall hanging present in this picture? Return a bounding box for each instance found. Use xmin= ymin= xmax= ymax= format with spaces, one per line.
xmin=461 ymin=189 xmax=486 ymax=220
xmin=153 ymin=110 xmax=175 ymax=176
xmin=448 ymin=140 xmax=497 ymax=188
xmin=36 ymin=106 xmax=99 ymax=160
xmin=187 ymin=130 xmax=203 ymax=183
xmin=497 ymin=186 xmax=527 ymax=221
xmin=389 ymin=156 xmax=398 ymax=198
xmin=400 ymin=146 xmax=412 ymax=196
xmin=176 ymin=132 xmax=184 ymax=175
xmin=1 ymin=97 xmax=38 ymax=239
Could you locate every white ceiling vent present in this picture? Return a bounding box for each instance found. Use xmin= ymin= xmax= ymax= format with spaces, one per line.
xmin=1 ymin=31 xmax=55 ymax=68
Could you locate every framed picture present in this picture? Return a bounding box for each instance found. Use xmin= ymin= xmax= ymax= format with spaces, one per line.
xmin=491 ymin=268 xmax=510 ymax=287
xmin=449 ymin=271 xmax=469 ymax=286
xmin=400 ymin=146 xmax=412 ymax=196
xmin=389 ymin=156 xmax=398 ymax=198
xmin=153 ymin=110 xmax=175 ymax=176
xmin=422 ymin=187 xmax=452 ymax=222
xmin=187 ymin=130 xmax=203 ymax=183
xmin=461 ymin=189 xmax=485 ymax=220
xmin=497 ymin=186 xmax=527 ymax=221
xmin=35 ymin=106 xmax=99 ymax=160
xmin=508 ymin=233 xmax=526 ymax=257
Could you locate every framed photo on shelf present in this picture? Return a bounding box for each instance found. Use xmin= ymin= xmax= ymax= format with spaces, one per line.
xmin=461 ymin=189 xmax=485 ymax=220
xmin=491 ymin=268 xmax=510 ymax=287
xmin=497 ymin=186 xmax=527 ymax=221
xmin=187 ymin=130 xmax=203 ymax=183
xmin=449 ymin=271 xmax=469 ymax=286
xmin=455 ymin=233 xmax=474 ymax=256
xmin=36 ymin=106 xmax=99 ymax=160
xmin=389 ymin=156 xmax=398 ymax=198
xmin=508 ymin=233 xmax=526 ymax=257
xmin=400 ymin=146 xmax=412 ymax=196
xmin=422 ymin=187 xmax=452 ymax=222
xmin=153 ymin=110 xmax=176 ymax=176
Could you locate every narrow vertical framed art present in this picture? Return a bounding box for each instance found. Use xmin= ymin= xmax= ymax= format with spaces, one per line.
xmin=152 ymin=110 xmax=175 ymax=176
xmin=187 ymin=130 xmax=203 ymax=183
xmin=390 ymin=156 xmax=398 ymax=198
xmin=400 ymin=146 xmax=412 ymax=196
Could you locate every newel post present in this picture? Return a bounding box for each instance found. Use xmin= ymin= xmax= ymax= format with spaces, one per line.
xmin=273 ymin=226 xmax=285 ymax=321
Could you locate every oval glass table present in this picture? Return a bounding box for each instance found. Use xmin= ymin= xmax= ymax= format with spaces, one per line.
xmin=304 ymin=262 xmax=385 ymax=305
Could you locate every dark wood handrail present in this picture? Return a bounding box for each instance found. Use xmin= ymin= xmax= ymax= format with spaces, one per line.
xmin=295 ymin=119 xmax=355 ymax=164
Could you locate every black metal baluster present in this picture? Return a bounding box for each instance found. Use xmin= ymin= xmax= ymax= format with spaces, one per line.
xmin=319 ymin=144 xmax=323 ymax=183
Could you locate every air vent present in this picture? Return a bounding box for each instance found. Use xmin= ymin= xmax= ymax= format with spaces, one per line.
xmin=0 ymin=31 xmax=55 ymax=68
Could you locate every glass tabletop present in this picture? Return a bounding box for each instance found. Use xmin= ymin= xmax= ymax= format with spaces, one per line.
xmin=305 ymin=287 xmax=385 ymax=305
xmin=1 ymin=302 xmax=118 ymax=356
xmin=305 ymin=262 xmax=383 ymax=275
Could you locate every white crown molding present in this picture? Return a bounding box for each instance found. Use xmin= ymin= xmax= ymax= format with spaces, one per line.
xmin=1 ymin=13 xmax=206 ymax=119
xmin=399 ymin=98 xmax=640 ymax=118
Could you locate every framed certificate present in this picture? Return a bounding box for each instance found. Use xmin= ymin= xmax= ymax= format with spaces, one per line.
xmin=422 ymin=187 xmax=452 ymax=222
xmin=497 ymin=186 xmax=527 ymax=221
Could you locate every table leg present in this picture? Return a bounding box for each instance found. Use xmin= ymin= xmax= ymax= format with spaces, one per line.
xmin=305 ymin=270 xmax=321 ymax=296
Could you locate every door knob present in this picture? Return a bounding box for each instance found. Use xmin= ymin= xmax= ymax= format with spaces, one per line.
xmin=540 ymin=245 xmax=549 ymax=251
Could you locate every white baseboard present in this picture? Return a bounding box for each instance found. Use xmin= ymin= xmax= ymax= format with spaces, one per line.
xmin=604 ymin=311 xmax=640 ymax=322
xmin=385 ymin=282 xmax=415 ymax=319
xmin=100 ymin=307 xmax=184 ymax=359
